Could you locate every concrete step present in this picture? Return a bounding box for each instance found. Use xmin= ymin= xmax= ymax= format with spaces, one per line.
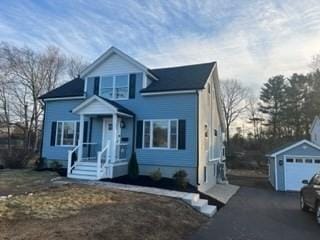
xmin=191 ymin=199 xmax=208 ymax=211
xmin=182 ymin=193 xmax=200 ymax=205
xmin=200 ymin=205 xmax=217 ymax=217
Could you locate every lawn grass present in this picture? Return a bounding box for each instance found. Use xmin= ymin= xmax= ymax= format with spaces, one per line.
xmin=0 ymin=170 xmax=207 ymax=240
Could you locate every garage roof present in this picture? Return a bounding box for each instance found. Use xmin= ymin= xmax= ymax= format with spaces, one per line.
xmin=266 ymin=139 xmax=320 ymax=157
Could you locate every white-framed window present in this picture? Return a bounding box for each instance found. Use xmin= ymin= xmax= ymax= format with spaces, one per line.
xmin=100 ymin=74 xmax=129 ymax=100
xmin=143 ymin=119 xmax=178 ymax=149
xmin=56 ymin=121 xmax=79 ymax=147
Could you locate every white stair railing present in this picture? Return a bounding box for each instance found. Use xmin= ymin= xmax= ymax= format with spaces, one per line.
xmin=67 ymin=144 xmax=80 ymax=176
xmin=96 ymin=140 xmax=110 ymax=178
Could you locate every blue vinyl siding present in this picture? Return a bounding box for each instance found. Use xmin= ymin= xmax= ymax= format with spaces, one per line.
xmin=42 ymin=100 xmax=83 ymax=163
xmin=86 ymin=73 xmax=197 ymax=168
xmin=274 ymin=142 xmax=320 ymax=191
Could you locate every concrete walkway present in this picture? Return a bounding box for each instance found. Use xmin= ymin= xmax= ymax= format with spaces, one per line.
xmin=205 ymin=183 xmax=239 ymax=204
xmin=54 ymin=178 xmax=217 ymax=217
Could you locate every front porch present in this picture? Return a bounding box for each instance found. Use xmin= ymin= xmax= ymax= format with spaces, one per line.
xmin=67 ymin=95 xmax=134 ymax=180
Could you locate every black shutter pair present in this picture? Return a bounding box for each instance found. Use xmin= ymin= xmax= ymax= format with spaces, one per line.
xmin=93 ymin=74 xmax=136 ymax=98
xmin=50 ymin=121 xmax=88 ymax=146
xmin=136 ymin=120 xmax=186 ymax=149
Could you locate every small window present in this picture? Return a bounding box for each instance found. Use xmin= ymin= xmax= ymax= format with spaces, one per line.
xmin=204 ymin=166 xmax=207 ymax=183
xmin=286 ymin=158 xmax=294 ymax=163
xmin=305 ymin=159 xmax=313 ymax=164
xmin=204 ymin=124 xmax=208 ymax=138
xmin=214 ymin=129 xmax=218 ymax=136
xmin=295 ymin=158 xmax=303 ymax=163
xmin=315 ymin=159 xmax=320 ymax=164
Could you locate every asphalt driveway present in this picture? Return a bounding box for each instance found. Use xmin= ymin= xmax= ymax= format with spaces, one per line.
xmin=191 ymin=184 xmax=320 ymax=239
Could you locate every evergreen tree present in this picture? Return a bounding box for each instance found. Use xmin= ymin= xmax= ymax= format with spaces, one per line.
xmin=259 ymin=75 xmax=287 ymax=139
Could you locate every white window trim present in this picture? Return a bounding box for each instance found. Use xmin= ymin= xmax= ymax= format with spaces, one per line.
xmin=55 ymin=120 xmax=79 ymax=147
xmin=99 ymin=74 xmax=129 ymax=100
xmin=142 ymin=119 xmax=178 ymax=150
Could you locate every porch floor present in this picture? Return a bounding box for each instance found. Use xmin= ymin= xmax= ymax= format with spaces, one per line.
xmin=205 ymin=183 xmax=239 ymax=204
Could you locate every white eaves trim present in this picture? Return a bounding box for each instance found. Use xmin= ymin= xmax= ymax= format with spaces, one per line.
xmin=43 ymin=96 xmax=85 ymax=101
xmin=268 ymin=139 xmax=320 ymax=157
xmin=72 ymin=95 xmax=117 ymax=114
xmin=80 ymin=46 xmax=158 ymax=80
xmin=141 ymin=90 xmax=197 ymax=96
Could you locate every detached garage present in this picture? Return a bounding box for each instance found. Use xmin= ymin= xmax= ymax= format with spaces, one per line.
xmin=267 ymin=140 xmax=320 ymax=191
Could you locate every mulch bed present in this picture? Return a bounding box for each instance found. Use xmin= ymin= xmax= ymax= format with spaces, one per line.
xmin=104 ymin=175 xmax=225 ymax=209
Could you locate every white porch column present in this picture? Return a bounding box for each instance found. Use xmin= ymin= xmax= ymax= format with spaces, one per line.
xmin=78 ymin=114 xmax=84 ymax=161
xmin=112 ymin=113 xmax=118 ymax=163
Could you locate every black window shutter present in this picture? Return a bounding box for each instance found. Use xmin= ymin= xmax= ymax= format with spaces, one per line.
xmin=136 ymin=120 xmax=143 ymax=148
xmin=93 ymin=76 xmax=100 ymax=95
xmin=129 ymin=74 xmax=136 ymax=99
xmin=50 ymin=122 xmax=57 ymax=146
xmin=83 ymin=121 xmax=88 ymax=142
xmin=178 ymin=120 xmax=186 ymax=149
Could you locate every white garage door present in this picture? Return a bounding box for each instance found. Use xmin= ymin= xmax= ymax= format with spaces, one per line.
xmin=285 ymin=156 xmax=320 ymax=191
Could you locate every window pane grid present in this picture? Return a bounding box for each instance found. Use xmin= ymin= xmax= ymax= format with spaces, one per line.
xmin=143 ymin=119 xmax=178 ymax=149
xmin=100 ymin=75 xmax=129 ymax=100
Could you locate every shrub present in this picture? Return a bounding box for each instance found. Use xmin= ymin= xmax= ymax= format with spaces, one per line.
xmin=128 ymin=152 xmax=139 ymax=179
xmin=50 ymin=160 xmax=63 ymax=171
xmin=2 ymin=149 xmax=32 ymax=169
xmin=173 ymin=170 xmax=188 ymax=190
xmin=150 ymin=168 xmax=162 ymax=181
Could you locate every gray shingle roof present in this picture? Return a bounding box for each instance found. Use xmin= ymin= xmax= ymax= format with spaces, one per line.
xmin=39 ymin=62 xmax=216 ymax=99
xmin=142 ymin=62 xmax=216 ymax=93
xmin=97 ymin=96 xmax=135 ymax=116
xmin=39 ymin=77 xmax=84 ymax=99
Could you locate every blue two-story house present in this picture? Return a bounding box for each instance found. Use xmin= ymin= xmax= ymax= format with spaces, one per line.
xmin=39 ymin=47 xmax=226 ymax=192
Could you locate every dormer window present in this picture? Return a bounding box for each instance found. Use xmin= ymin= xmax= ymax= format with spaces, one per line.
xmin=100 ymin=74 xmax=129 ymax=100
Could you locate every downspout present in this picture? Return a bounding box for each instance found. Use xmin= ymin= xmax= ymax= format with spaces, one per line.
xmin=196 ymin=90 xmax=200 ymax=185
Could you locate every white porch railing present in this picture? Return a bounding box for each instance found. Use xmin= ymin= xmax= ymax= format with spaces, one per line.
xmin=67 ymin=143 xmax=97 ymax=175
xmin=115 ymin=142 xmax=129 ymax=162
xmin=97 ymin=140 xmax=111 ymax=178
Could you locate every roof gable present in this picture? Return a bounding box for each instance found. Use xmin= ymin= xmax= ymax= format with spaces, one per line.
xmin=310 ymin=116 xmax=320 ymax=134
xmin=81 ymin=46 xmax=157 ymax=80
xmin=267 ymin=139 xmax=320 ymax=157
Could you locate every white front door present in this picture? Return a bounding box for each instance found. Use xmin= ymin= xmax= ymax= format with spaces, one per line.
xmin=103 ymin=118 xmax=121 ymax=150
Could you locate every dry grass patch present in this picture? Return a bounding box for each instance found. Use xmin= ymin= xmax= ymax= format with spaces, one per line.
xmin=0 ymin=185 xmax=121 ymax=219
xmin=0 ymin=169 xmax=59 ymax=196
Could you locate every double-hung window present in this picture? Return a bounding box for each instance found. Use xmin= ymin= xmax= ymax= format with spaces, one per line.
xmin=100 ymin=74 xmax=129 ymax=100
xmin=56 ymin=121 xmax=79 ymax=146
xmin=143 ymin=119 xmax=178 ymax=149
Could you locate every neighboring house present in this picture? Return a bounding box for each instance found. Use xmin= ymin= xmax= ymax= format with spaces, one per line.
xmin=310 ymin=116 xmax=320 ymax=146
xmin=39 ymin=47 xmax=226 ymax=192
xmin=266 ymin=140 xmax=320 ymax=191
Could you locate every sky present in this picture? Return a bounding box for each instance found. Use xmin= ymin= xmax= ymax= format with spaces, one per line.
xmin=1 ymin=0 xmax=320 ymax=90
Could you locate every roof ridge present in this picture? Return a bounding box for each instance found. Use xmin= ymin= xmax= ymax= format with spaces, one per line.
xmin=149 ymin=61 xmax=216 ymax=71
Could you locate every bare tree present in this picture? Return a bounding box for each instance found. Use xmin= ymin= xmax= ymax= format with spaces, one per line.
xmin=67 ymin=56 xmax=89 ymax=79
xmin=0 ymin=42 xmax=66 ymax=152
xmin=310 ymin=54 xmax=320 ymax=71
xmin=247 ymin=93 xmax=264 ymax=140
xmin=221 ymin=79 xmax=249 ymax=148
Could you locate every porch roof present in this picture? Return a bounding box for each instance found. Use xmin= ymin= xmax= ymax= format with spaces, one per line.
xmin=72 ymin=95 xmax=134 ymax=117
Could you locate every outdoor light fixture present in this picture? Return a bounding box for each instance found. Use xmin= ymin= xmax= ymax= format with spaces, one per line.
xmin=120 ymin=120 xmax=126 ymax=128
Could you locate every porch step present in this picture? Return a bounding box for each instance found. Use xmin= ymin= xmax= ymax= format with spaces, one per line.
xmin=182 ymin=193 xmax=200 ymax=205
xmin=192 ymin=199 xmax=208 ymax=211
xmin=68 ymin=173 xmax=98 ymax=180
xmin=76 ymin=162 xmax=98 ymax=167
xmin=200 ymin=205 xmax=217 ymax=217
xmin=74 ymin=165 xmax=97 ymax=171
xmin=72 ymin=169 xmax=99 ymax=175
